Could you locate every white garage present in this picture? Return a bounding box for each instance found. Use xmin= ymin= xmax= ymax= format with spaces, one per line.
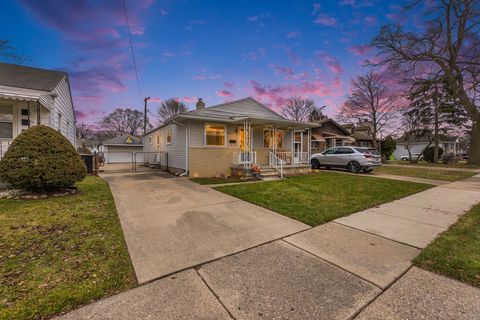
xmin=103 ymin=134 xmax=144 ymax=164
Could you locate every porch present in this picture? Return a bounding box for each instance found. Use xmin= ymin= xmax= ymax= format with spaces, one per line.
xmin=0 ymin=95 xmax=52 ymax=159
xmin=188 ymin=119 xmax=316 ymax=178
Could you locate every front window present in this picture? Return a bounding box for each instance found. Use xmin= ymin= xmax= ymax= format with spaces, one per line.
xmin=263 ymin=129 xmax=283 ymax=148
xmin=205 ymin=123 xmax=225 ymax=146
xmin=0 ymin=105 xmax=13 ymax=139
xmin=166 ymin=128 xmax=171 ymax=145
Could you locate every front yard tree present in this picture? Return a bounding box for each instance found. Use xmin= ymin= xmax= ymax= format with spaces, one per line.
xmin=281 ymin=96 xmax=316 ymax=122
xmin=99 ymin=108 xmax=144 ymax=136
xmin=406 ymin=78 xmax=468 ymax=162
xmin=372 ymin=0 xmax=480 ymax=164
xmin=339 ymin=71 xmax=398 ymax=150
xmin=156 ymin=98 xmax=188 ymax=124
xmin=381 ymin=135 xmax=396 ymax=160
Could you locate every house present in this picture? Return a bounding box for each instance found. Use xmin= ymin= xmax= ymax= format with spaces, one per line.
xmin=103 ymin=134 xmax=143 ymax=163
xmin=393 ymin=134 xmax=465 ymax=160
xmin=143 ymin=97 xmax=317 ymax=178
xmin=342 ymin=121 xmax=379 ymax=148
xmin=0 ymin=62 xmax=76 ymax=159
xmin=309 ymin=118 xmax=355 ymax=153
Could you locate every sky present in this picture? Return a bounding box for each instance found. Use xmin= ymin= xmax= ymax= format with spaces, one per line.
xmin=1 ymin=0 xmax=410 ymax=125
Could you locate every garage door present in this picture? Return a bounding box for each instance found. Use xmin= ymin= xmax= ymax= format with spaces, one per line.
xmin=105 ymin=151 xmax=133 ymax=163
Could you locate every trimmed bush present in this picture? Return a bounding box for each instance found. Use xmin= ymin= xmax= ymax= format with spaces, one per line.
xmin=0 ymin=125 xmax=87 ymax=190
xmin=423 ymin=146 xmax=444 ymax=163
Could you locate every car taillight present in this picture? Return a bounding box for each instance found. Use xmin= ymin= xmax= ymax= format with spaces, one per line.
xmin=364 ymin=154 xmax=374 ymax=159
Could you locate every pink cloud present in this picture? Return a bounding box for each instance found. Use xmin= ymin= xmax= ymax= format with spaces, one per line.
xmin=150 ymin=97 xmax=162 ymax=103
xmin=314 ymin=14 xmax=337 ymax=26
xmin=194 ymin=75 xmax=206 ymax=80
xmin=321 ymin=54 xmax=344 ymax=74
xmin=348 ymin=44 xmax=372 ymax=56
xmin=224 ymin=82 xmax=235 ymax=88
xmin=364 ymin=15 xmax=377 ymax=26
xmin=242 ymin=48 xmax=267 ymax=61
xmin=274 ymin=66 xmax=295 ymax=77
xmin=286 ymin=31 xmax=299 ymax=39
xmin=339 ymin=0 xmax=373 ymax=7
xmin=163 ymin=52 xmax=175 ymax=58
xmin=182 ymin=96 xmax=197 ymax=103
xmin=250 ymin=78 xmax=342 ymax=110
xmin=217 ymin=90 xmax=234 ymax=98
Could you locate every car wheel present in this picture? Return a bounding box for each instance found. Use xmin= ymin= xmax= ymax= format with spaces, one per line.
xmin=363 ymin=168 xmax=373 ymax=173
xmin=311 ymin=159 xmax=320 ymax=169
xmin=347 ymin=161 xmax=361 ymax=173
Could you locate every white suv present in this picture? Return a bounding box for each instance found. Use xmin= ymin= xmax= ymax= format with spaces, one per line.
xmin=310 ymin=147 xmax=382 ymax=173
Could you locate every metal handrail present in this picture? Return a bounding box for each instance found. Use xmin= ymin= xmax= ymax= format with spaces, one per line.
xmin=233 ymin=151 xmax=257 ymax=166
xmin=269 ymin=151 xmax=284 ymax=178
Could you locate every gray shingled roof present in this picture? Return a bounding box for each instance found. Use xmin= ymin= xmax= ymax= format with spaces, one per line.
xmin=103 ymin=134 xmax=143 ymax=146
xmin=0 ymin=62 xmax=66 ymax=92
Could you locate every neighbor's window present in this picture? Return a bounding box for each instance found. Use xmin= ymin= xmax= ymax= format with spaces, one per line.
xmin=0 ymin=105 xmax=13 ymax=139
xmin=166 ymin=128 xmax=171 ymax=145
xmin=156 ymin=133 xmax=160 ymax=145
xmin=263 ymin=129 xmax=283 ymax=148
xmin=205 ymin=123 xmax=226 ymax=146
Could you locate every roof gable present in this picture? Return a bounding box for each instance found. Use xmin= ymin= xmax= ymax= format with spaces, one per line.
xmin=315 ymin=119 xmax=351 ymax=136
xmin=0 ymin=62 xmax=66 ymax=92
xmin=206 ymin=97 xmax=284 ymax=119
xmin=103 ymin=134 xmax=143 ymax=145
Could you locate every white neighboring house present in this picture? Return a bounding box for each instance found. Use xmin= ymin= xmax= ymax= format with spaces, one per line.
xmin=393 ymin=134 xmax=464 ymax=160
xmin=0 ymin=62 xmax=76 ymax=159
xmin=103 ymin=134 xmax=143 ymax=163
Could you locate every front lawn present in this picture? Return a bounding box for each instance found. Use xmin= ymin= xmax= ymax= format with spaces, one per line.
xmin=389 ymin=160 xmax=480 ymax=170
xmin=0 ymin=176 xmax=137 ymax=320
xmin=414 ymin=203 xmax=480 ymax=288
xmin=375 ymin=166 xmax=476 ymax=181
xmin=215 ymin=172 xmax=431 ymax=226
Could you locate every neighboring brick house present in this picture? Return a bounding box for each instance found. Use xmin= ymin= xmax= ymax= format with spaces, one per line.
xmin=308 ymin=118 xmax=355 ymax=154
xmin=342 ymin=122 xmax=379 ymax=148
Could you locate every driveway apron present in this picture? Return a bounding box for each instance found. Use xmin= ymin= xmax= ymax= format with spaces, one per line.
xmin=101 ymin=170 xmax=309 ymax=283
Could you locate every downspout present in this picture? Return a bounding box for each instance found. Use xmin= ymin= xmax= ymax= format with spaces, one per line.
xmin=172 ymin=120 xmax=188 ymax=177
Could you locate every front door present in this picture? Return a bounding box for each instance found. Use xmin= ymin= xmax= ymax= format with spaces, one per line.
xmin=238 ymin=126 xmax=252 ymax=163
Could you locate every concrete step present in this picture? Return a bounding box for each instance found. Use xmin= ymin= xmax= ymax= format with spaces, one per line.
xmin=260 ymin=171 xmax=280 ymax=177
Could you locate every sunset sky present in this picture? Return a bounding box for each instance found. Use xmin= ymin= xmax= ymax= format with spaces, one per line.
xmin=1 ymin=0 xmax=413 ymax=124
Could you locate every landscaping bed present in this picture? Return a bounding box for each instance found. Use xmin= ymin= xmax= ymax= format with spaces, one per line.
xmin=0 ymin=176 xmax=136 ymax=320
xmin=215 ymin=171 xmax=431 ymax=226
xmin=375 ymin=166 xmax=476 ymax=181
xmin=191 ymin=176 xmax=258 ymax=185
xmin=414 ymin=203 xmax=480 ymax=288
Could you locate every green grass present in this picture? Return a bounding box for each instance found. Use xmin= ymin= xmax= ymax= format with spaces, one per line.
xmin=191 ymin=176 xmax=253 ymax=185
xmin=0 ymin=176 xmax=137 ymax=320
xmin=375 ymin=166 xmax=476 ymax=181
xmin=414 ymin=203 xmax=480 ymax=288
xmin=389 ymin=160 xmax=480 ymax=170
xmin=215 ymin=172 xmax=431 ymax=226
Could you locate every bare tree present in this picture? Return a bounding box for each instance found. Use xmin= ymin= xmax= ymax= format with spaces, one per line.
xmin=99 ymin=108 xmax=144 ymax=136
xmin=281 ymin=96 xmax=316 ymax=122
xmin=0 ymin=40 xmax=29 ymax=64
xmin=338 ymin=71 xmax=399 ymax=149
xmin=371 ymin=0 xmax=480 ymax=164
xmin=156 ymin=98 xmax=187 ymax=124
xmin=308 ymin=105 xmax=327 ymax=122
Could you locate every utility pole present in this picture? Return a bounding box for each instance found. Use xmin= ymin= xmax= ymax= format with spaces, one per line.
xmin=144 ymin=97 xmax=150 ymax=135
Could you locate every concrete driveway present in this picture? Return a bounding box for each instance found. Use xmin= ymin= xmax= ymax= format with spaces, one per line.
xmin=101 ymin=168 xmax=309 ymax=283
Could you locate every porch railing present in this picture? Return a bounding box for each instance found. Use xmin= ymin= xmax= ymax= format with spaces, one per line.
xmin=233 ymin=151 xmax=257 ymax=166
xmin=269 ymin=151 xmax=285 ymax=178
xmin=274 ymin=152 xmax=310 ymax=165
xmin=0 ymin=139 xmax=12 ymax=160
xmin=293 ymin=152 xmax=310 ymax=164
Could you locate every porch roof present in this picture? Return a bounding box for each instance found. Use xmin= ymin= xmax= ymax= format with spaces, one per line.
xmin=0 ymin=85 xmax=54 ymax=110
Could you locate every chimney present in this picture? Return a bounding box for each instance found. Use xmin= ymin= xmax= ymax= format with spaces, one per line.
xmin=196 ymin=98 xmax=205 ymax=110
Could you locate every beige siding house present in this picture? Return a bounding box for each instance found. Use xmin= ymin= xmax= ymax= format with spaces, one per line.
xmin=144 ymin=97 xmax=317 ymax=178
xmin=0 ymin=62 xmax=76 ymax=158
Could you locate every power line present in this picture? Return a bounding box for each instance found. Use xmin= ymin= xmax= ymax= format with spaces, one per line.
xmin=122 ymin=0 xmax=142 ymax=99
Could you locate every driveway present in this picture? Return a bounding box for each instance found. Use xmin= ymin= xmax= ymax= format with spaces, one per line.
xmin=101 ymin=168 xmax=309 ymax=283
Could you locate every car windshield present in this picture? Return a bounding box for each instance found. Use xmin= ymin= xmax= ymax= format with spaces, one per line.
xmin=354 ymin=148 xmax=379 ymax=155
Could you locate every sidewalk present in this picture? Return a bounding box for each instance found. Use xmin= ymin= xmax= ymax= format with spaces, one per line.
xmin=384 ymin=163 xmax=480 ymax=173
xmin=56 ymin=175 xmax=480 ymax=320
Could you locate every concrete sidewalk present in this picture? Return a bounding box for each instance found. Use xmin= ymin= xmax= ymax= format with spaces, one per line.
xmin=383 ymin=163 xmax=480 ymax=173
xmin=57 ymin=174 xmax=480 ymax=320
